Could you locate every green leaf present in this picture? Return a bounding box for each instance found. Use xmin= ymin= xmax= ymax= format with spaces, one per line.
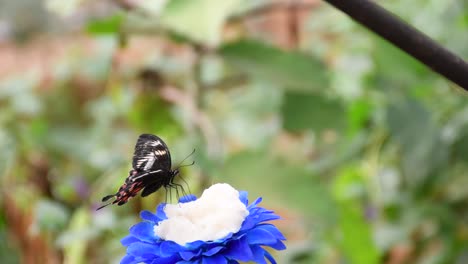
xmin=220 ymin=40 xmax=329 ymax=91
xmin=387 ymin=99 xmax=448 ymax=186
xmin=86 ymin=14 xmax=124 ymax=35
xmin=160 ymin=0 xmax=242 ymax=46
xmin=333 ymin=167 xmax=380 ymax=264
xmin=126 ymin=93 xmax=181 ymax=136
xmin=61 ymin=208 xmax=91 ymax=264
xmin=446 ymin=107 xmax=468 ymax=163
xmin=338 ymin=202 xmax=380 ymax=264
xmin=217 ymin=150 xmax=336 ymax=223
xmin=454 ymin=133 xmax=468 ymax=163
xmin=347 ymin=99 xmax=372 ymax=134
xmin=332 ymin=166 xmax=366 ymax=201
xmin=45 ymin=0 xmax=83 ymax=17
xmin=0 ymin=212 xmax=20 ymax=263
xmin=281 ymin=92 xmax=346 ymax=133
xmin=34 ymin=200 xmax=69 ymax=232
xmin=373 ymin=37 xmax=429 ymax=87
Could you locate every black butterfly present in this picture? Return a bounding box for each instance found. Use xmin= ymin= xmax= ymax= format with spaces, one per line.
xmin=97 ymin=134 xmax=193 ymax=210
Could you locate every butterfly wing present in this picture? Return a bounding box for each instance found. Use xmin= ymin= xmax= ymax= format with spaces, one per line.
xmin=132 ymin=134 xmax=172 ymax=173
xmin=141 ymin=181 xmax=164 ymax=197
xmin=96 ymin=179 xmax=145 ymax=210
xmin=97 ymin=134 xmax=173 ymax=210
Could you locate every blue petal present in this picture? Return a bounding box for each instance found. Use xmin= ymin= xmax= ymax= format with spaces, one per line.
xmin=129 ymin=222 xmax=157 ymax=243
xmin=120 ymin=254 xmax=135 ymax=264
xmin=179 ymin=194 xmax=197 ymax=203
xmin=127 ymin=242 xmax=159 ymax=257
xmin=251 ymin=207 xmax=266 ymax=215
xmin=240 ymin=217 xmax=256 ymax=231
xmin=121 ymin=189 xmax=286 ymax=264
xmin=127 ymin=255 xmax=146 ymax=264
xmin=140 ymin=210 xmax=161 ymax=223
xmin=185 ymin=240 xmax=205 ymax=250
xmin=209 ymin=232 xmax=233 ymax=244
xmin=254 ymin=212 xmax=281 ymax=223
xmin=251 ymin=245 xmax=268 ymax=264
xmin=202 ymin=255 xmax=227 ymax=264
xmin=156 ymin=204 xmax=168 ymax=219
xmin=238 ymin=191 xmax=248 ymax=206
xmin=202 ymin=246 xmax=224 ymax=256
xmin=248 ymin=197 xmax=263 ymax=209
xmin=160 ymin=241 xmax=184 ymax=257
xmin=224 ymin=236 xmax=253 ymax=261
xmin=267 ymin=240 xmax=286 ymax=250
xmin=242 ymin=212 xmax=281 ymax=229
xmin=264 ymin=250 xmax=277 ymax=264
xmin=247 ymin=228 xmax=278 ymax=245
xmin=121 ymin=236 xmax=140 ymax=246
xmin=179 ymin=250 xmax=199 ymax=261
xmin=257 ymin=224 xmax=286 ymax=240
xmin=150 ymin=255 xmax=181 ymax=264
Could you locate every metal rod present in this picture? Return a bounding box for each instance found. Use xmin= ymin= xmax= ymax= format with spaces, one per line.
xmin=323 ymin=0 xmax=468 ymax=90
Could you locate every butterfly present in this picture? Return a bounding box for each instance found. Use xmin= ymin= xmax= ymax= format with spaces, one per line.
xmin=97 ymin=134 xmax=193 ymax=210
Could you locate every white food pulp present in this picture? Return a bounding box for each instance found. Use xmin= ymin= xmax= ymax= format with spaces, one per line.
xmin=154 ymin=183 xmax=249 ymax=245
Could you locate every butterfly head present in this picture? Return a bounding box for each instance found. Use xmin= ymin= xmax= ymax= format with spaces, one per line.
xmin=171 ymin=168 xmax=180 ymax=177
xmin=173 ymin=159 xmax=195 ymax=176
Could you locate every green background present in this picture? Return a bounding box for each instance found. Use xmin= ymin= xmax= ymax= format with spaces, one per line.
xmin=0 ymin=0 xmax=467 ymax=263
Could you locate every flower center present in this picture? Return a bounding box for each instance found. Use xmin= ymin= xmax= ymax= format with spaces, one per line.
xmin=154 ymin=183 xmax=249 ymax=245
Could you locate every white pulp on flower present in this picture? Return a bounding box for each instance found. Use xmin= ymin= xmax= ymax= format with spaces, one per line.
xmin=154 ymin=183 xmax=249 ymax=245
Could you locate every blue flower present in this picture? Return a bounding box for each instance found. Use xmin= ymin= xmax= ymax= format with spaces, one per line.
xmin=121 ymin=184 xmax=286 ymax=264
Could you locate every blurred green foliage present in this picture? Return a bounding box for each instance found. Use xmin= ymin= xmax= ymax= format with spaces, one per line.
xmin=0 ymin=0 xmax=467 ymax=263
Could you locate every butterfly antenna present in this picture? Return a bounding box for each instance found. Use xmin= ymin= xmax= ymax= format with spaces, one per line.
xmin=175 ymin=149 xmax=196 ymax=169
xmin=178 ymin=161 xmax=195 ymax=169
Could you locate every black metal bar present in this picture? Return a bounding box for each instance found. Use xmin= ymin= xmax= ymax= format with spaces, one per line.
xmin=323 ymin=0 xmax=468 ymax=90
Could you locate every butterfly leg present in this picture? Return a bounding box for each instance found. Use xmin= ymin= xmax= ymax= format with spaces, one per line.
xmin=168 ymin=176 xmax=188 ymax=198
xmin=172 ymin=183 xmax=187 ymax=198
xmin=173 ymin=185 xmax=181 ymax=201
xmin=167 ymin=186 xmax=173 ymax=204
xmin=178 ymin=176 xmax=192 ymax=196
